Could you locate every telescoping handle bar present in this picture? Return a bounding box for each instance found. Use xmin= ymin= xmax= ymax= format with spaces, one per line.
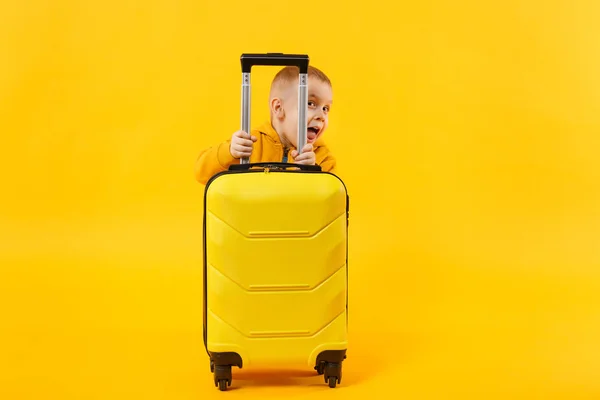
xmin=239 ymin=53 xmax=310 ymax=164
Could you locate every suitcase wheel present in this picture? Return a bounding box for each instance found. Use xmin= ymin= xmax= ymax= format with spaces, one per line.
xmin=213 ymin=365 xmax=232 ymax=391
xmin=328 ymin=376 xmax=337 ymax=388
xmin=209 ymin=352 xmax=242 ymax=391
xmin=323 ymin=362 xmax=342 ymax=388
xmin=314 ymin=350 xmax=346 ymax=388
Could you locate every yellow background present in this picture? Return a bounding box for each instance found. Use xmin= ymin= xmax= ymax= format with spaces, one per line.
xmin=2 ymin=0 xmax=600 ymax=398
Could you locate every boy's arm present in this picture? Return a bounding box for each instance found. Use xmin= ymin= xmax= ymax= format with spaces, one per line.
xmin=194 ymin=140 xmax=237 ymax=185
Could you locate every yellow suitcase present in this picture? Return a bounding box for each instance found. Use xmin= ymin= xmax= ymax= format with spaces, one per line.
xmin=202 ymin=54 xmax=349 ymax=391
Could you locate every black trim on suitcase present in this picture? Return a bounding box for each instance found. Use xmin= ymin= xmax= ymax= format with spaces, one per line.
xmin=228 ymin=162 xmax=322 ymax=172
xmin=202 ymin=168 xmax=350 ymax=383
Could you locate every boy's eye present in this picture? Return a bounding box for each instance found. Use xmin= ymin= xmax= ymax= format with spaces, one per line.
xmin=323 ymin=106 xmax=330 ymax=113
xmin=308 ymin=101 xmax=315 ymax=107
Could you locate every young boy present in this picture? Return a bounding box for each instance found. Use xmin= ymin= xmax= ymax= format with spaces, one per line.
xmin=194 ymin=65 xmax=336 ymax=185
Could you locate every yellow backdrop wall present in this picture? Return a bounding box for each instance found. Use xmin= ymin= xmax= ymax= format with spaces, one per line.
xmin=2 ymin=0 xmax=600 ymax=399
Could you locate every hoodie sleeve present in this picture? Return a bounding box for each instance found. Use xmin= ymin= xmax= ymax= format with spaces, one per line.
xmin=194 ymin=140 xmax=237 ymax=185
xmin=315 ymin=145 xmax=337 ymax=174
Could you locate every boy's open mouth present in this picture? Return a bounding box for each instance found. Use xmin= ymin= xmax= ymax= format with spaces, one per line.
xmin=307 ymin=126 xmax=320 ymax=141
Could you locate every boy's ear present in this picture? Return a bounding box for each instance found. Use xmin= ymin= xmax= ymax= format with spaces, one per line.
xmin=270 ymin=97 xmax=285 ymax=120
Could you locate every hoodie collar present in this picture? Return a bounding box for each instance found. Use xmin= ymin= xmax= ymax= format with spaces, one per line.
xmin=256 ymin=121 xmax=283 ymax=144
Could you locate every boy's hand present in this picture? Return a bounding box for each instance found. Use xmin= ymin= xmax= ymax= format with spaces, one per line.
xmin=291 ymin=143 xmax=316 ymax=165
xmin=230 ymin=130 xmax=257 ymax=159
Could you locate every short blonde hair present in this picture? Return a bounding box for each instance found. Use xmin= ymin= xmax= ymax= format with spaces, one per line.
xmin=270 ymin=65 xmax=332 ymax=98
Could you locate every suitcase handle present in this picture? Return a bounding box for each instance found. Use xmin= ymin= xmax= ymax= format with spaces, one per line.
xmin=229 ymin=162 xmax=321 ymax=172
xmin=239 ymin=53 xmax=310 ymax=165
xmin=241 ymin=53 xmax=309 ymax=73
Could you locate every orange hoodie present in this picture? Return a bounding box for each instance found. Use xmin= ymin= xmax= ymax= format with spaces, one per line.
xmin=194 ymin=121 xmax=337 ymax=185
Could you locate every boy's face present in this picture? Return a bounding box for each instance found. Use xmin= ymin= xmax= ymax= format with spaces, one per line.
xmin=275 ymin=76 xmax=333 ymax=149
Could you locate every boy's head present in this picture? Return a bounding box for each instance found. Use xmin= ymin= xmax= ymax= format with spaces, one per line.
xmin=269 ymin=65 xmax=333 ymax=150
